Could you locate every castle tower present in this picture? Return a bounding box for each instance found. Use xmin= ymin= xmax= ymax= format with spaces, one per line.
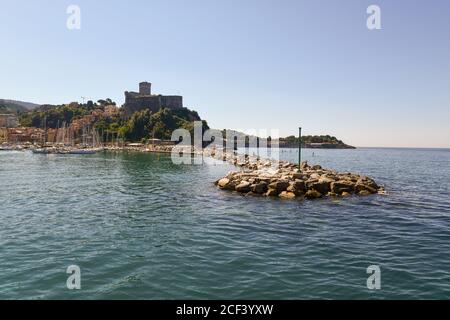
xmin=139 ymin=82 xmax=152 ymax=96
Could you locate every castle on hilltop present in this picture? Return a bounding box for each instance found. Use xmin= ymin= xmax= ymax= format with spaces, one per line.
xmin=123 ymin=82 xmax=183 ymax=117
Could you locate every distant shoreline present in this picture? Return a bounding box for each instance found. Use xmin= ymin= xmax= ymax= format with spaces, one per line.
xmin=353 ymin=146 xmax=450 ymax=150
xmin=278 ymin=142 xmax=356 ymax=149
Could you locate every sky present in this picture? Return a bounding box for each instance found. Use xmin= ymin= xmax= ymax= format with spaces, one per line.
xmin=1 ymin=0 xmax=449 ymax=148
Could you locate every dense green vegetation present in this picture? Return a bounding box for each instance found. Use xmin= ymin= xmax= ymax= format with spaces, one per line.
xmin=119 ymin=108 xmax=208 ymax=141
xmin=279 ymin=135 xmax=354 ymax=148
xmin=19 ymin=103 xmax=93 ymax=128
xmin=282 ymin=135 xmax=345 ymax=144
xmin=15 ymin=99 xmax=348 ymax=147
xmin=18 ymin=99 xmax=209 ymax=142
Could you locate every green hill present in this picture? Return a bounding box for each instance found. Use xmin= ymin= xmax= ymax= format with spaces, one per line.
xmin=280 ymin=135 xmax=355 ymax=149
xmin=18 ymin=99 xmax=209 ymax=142
xmin=0 ymin=99 xmax=40 ymax=114
xmin=117 ymin=107 xmax=208 ymax=141
xmin=0 ymin=102 xmax=28 ymax=114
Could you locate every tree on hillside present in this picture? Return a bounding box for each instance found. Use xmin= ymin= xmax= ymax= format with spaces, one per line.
xmin=125 ymin=109 xmax=152 ymax=141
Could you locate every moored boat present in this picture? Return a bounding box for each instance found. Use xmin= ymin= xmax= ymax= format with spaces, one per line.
xmin=67 ymin=149 xmax=97 ymax=155
xmin=31 ymin=148 xmax=54 ymax=154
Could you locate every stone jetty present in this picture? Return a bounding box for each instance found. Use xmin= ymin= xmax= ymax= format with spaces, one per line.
xmin=214 ymin=156 xmax=385 ymax=200
xmin=98 ymin=144 xmax=387 ymax=200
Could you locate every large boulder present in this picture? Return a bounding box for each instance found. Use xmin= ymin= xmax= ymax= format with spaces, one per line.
xmin=217 ymin=178 xmax=236 ymax=191
xmin=265 ymin=188 xmax=279 ymax=197
xmin=292 ymin=172 xmax=306 ymax=180
xmin=288 ymin=180 xmax=306 ymax=196
xmin=355 ymin=182 xmax=377 ymax=194
xmin=331 ymin=181 xmax=355 ymax=194
xmin=252 ymin=182 xmax=268 ymax=194
xmin=279 ymin=191 xmax=296 ymax=199
xmin=339 ymin=174 xmax=358 ymax=183
xmin=293 ymin=180 xmax=306 ymax=193
xmin=358 ymin=190 xmax=372 ymax=196
xmin=235 ymin=181 xmax=251 ymax=193
xmin=305 ymin=190 xmax=322 ymax=199
xmin=309 ymin=173 xmax=321 ymax=180
xmin=268 ymin=180 xmax=289 ymax=193
xmin=258 ymin=177 xmax=271 ymax=184
xmin=320 ymin=176 xmax=335 ymax=183
xmin=356 ymin=177 xmax=379 ymax=190
xmin=305 ymin=178 xmax=318 ymax=189
xmin=309 ymin=180 xmax=331 ymax=194
xmin=300 ymin=161 xmax=309 ymax=170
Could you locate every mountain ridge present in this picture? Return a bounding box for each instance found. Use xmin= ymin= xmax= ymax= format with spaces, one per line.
xmin=0 ymin=99 xmax=41 ymax=114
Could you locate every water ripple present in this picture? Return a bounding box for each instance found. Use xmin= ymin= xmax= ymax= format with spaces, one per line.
xmin=1 ymin=149 xmax=450 ymax=299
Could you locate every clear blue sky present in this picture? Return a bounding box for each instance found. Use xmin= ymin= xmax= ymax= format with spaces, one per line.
xmin=1 ymin=0 xmax=449 ymax=147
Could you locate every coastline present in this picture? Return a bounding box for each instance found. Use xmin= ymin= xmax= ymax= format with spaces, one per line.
xmin=1 ymin=142 xmax=384 ymax=200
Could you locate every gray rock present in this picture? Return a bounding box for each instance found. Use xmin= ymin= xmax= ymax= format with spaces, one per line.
xmin=279 ymin=191 xmax=296 ymax=199
xmin=292 ymin=172 xmax=306 ymax=180
xmin=357 ymin=178 xmax=379 ymax=190
xmin=305 ymin=178 xmax=319 ymax=189
xmin=268 ymin=180 xmax=289 ymax=192
xmin=217 ymin=178 xmax=229 ymax=187
xmin=309 ymin=173 xmax=321 ymax=180
xmin=319 ymin=176 xmax=335 ymax=183
xmin=331 ymin=181 xmax=355 ymax=194
xmin=300 ymin=161 xmax=309 ymax=170
xmin=265 ymin=188 xmax=279 ymax=197
xmin=217 ymin=178 xmax=236 ymax=190
xmin=252 ymin=182 xmax=268 ymax=194
xmin=355 ymin=183 xmax=377 ymax=194
xmin=216 ymin=157 xmax=382 ymax=200
xmin=309 ymin=180 xmax=331 ymax=195
xmin=292 ymin=180 xmax=306 ymax=193
xmin=235 ymin=181 xmax=251 ymax=193
xmin=305 ymin=190 xmax=322 ymax=199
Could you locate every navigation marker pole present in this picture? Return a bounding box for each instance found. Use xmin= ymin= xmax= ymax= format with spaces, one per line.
xmin=298 ymin=127 xmax=302 ymax=170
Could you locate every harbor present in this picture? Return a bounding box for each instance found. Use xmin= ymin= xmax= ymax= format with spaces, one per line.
xmin=1 ymin=138 xmax=385 ymax=201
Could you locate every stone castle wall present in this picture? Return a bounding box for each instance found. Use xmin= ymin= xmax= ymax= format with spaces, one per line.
xmin=123 ymin=89 xmax=183 ymax=117
xmin=160 ymin=96 xmax=183 ymax=109
xmin=139 ymin=82 xmax=152 ymax=95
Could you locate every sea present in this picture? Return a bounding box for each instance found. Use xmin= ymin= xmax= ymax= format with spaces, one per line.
xmin=1 ymin=147 xmax=449 ymax=299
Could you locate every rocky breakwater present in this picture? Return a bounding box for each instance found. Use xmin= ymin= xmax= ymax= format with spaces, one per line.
xmin=215 ymin=160 xmax=386 ymax=200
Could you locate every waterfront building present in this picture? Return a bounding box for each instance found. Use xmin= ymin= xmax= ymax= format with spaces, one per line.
xmin=0 ymin=114 xmax=18 ymax=128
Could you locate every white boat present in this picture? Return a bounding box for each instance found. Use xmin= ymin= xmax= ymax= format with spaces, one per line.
xmin=67 ymin=149 xmax=97 ymax=155
xmin=32 ymin=148 xmax=54 ymax=154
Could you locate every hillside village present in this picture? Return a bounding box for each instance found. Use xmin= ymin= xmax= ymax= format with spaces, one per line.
xmin=1 ymin=82 xmax=353 ymax=149
xmin=1 ymin=82 xmax=207 ymax=145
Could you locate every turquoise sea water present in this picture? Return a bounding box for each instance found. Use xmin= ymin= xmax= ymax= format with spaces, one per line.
xmin=1 ymin=148 xmax=450 ymax=299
